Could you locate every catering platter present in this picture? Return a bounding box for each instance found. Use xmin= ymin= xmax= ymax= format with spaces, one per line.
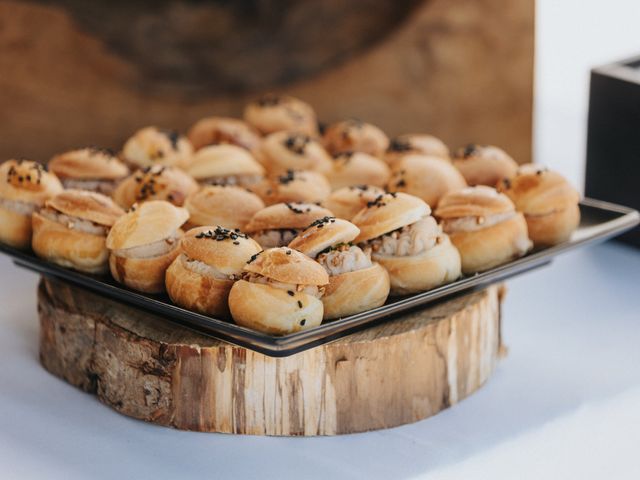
xmin=2 ymin=197 xmax=637 ymax=357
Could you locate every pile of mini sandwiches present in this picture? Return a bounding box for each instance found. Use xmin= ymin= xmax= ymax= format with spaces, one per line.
xmin=0 ymin=94 xmax=581 ymax=335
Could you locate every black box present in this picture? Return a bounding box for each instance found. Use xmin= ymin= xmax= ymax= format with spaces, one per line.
xmin=586 ymin=56 xmax=640 ymax=247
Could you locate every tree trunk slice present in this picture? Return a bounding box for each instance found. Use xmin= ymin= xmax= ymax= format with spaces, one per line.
xmin=38 ymin=277 xmax=505 ymax=436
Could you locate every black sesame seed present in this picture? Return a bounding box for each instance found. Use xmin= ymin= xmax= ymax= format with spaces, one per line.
xmin=300 ymin=319 xmax=306 ymax=326
xmin=287 ymin=290 xmax=294 ymax=296
xmin=297 ymin=301 xmax=303 ymax=308
xmin=286 ymin=250 xmax=292 ymax=255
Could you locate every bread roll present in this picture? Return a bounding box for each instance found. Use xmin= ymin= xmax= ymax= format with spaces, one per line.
xmin=244 ymin=94 xmax=318 ymax=136
xmin=497 ymin=164 xmax=580 ymax=246
xmin=186 ymin=144 xmax=265 ymax=188
xmin=31 ymin=189 xmax=124 ymax=274
xmin=452 ymin=144 xmax=518 ymax=187
xmin=165 ymin=226 xmax=262 ymax=318
xmin=323 ymin=119 xmax=389 ymax=157
xmin=228 ymin=247 xmax=329 ymax=334
xmin=289 ymin=217 xmax=390 ymax=319
xmin=112 ymin=165 xmax=198 ymax=209
xmin=0 ymin=159 xmax=63 ymax=248
xmin=352 ymin=192 xmax=461 ymax=294
xmin=387 ymin=154 xmax=466 ymax=207
xmin=48 ymin=147 xmax=129 ymax=195
xmin=106 ymin=200 xmax=189 ymax=293
xmin=324 ymin=185 xmax=385 ymax=221
xmin=122 ymin=126 xmax=193 ymax=170
xmin=385 ymin=134 xmax=450 ymax=167
xmin=187 ymin=116 xmax=261 ymax=153
xmin=435 ymin=186 xmax=532 ymax=274
xmin=252 ymin=170 xmax=331 ymax=206
xmin=244 ymin=202 xmax=333 ymax=248
xmin=258 ymin=131 xmax=332 ymax=175
xmin=327 ymin=151 xmax=390 ymax=190
xmin=184 ymin=185 xmax=264 ymax=231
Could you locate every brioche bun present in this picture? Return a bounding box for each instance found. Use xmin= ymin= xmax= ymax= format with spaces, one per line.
xmin=327 ymin=152 xmax=390 ymax=190
xmin=122 ymin=126 xmax=193 ymax=170
xmin=323 ymin=119 xmax=389 ymax=157
xmin=385 ymin=134 xmax=450 ymax=166
xmin=324 ymin=185 xmax=385 ymax=221
xmin=259 ymin=131 xmax=332 ymax=175
xmin=184 ymin=185 xmax=264 ymax=231
xmin=187 ymin=116 xmax=261 ymax=152
xmin=452 ymin=144 xmax=518 ymax=187
xmin=244 ymin=94 xmax=318 ymax=136
xmin=252 ymin=170 xmax=331 ymax=206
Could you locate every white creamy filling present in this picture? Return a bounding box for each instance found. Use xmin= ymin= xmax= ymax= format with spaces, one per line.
xmin=441 ymin=211 xmax=515 ymax=233
xmin=62 ymin=178 xmax=117 ymax=195
xmin=367 ymin=216 xmax=441 ymax=257
xmin=316 ymin=245 xmax=371 ymax=276
xmin=180 ymin=253 xmax=235 ymax=281
xmin=252 ymin=229 xmax=299 ymax=248
xmin=39 ymin=207 xmax=108 ymax=236
xmin=244 ymin=272 xmax=323 ymax=298
xmin=112 ymin=231 xmax=181 ymax=259
xmin=201 ymin=174 xmax=262 ymax=188
xmin=0 ymin=198 xmax=37 ymax=216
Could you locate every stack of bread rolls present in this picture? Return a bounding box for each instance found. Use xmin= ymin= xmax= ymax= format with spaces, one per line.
xmin=0 ymin=94 xmax=582 ymax=335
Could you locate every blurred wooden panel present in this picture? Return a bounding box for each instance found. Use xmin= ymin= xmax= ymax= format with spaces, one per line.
xmin=0 ymin=0 xmax=533 ymax=163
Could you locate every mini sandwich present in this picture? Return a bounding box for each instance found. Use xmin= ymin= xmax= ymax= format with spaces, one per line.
xmin=184 ymin=185 xmax=265 ymax=231
xmin=165 ymin=226 xmax=262 ymax=318
xmin=0 ymin=160 xmax=63 ymax=248
xmin=106 ymin=200 xmax=189 ymax=293
xmin=113 ymin=165 xmax=198 ymax=209
xmin=243 ymin=93 xmax=319 ymax=136
xmin=187 ymin=116 xmax=261 ymax=153
xmin=352 ymin=192 xmax=461 ymax=295
xmin=327 ymin=151 xmax=391 ymax=190
xmin=323 ymin=119 xmax=389 ymax=158
xmin=324 ymin=185 xmax=386 ymax=221
xmin=186 ymin=144 xmax=265 ymax=189
xmin=32 ymin=190 xmax=124 ymax=274
xmin=386 ymin=154 xmax=467 ymax=208
xmin=244 ymin=202 xmax=333 ymax=248
xmin=228 ymin=247 xmax=329 ymax=334
xmin=258 ymin=131 xmax=332 ymax=175
xmin=452 ymin=144 xmax=518 ymax=187
xmin=497 ymin=164 xmax=580 ymax=246
xmin=48 ymin=147 xmax=129 ymax=195
xmin=252 ymin=169 xmax=331 ymax=206
xmin=435 ymin=186 xmax=532 ymax=274
xmin=122 ymin=126 xmax=193 ymax=170
xmin=289 ymin=217 xmax=390 ymax=320
xmin=385 ymin=134 xmax=450 ymax=167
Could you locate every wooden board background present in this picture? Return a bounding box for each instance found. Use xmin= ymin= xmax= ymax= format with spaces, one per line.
xmin=0 ymin=0 xmax=534 ymax=163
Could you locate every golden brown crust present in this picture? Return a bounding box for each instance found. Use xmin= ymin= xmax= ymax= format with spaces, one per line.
xmin=0 ymin=160 xmax=63 ymax=205
xmin=31 ymin=212 xmax=109 ymax=274
xmin=387 ymin=155 xmax=467 ymax=208
xmin=106 ymin=200 xmax=189 ymax=250
xmin=48 ymin=148 xmax=129 ymax=180
xmin=244 ymin=247 xmax=329 ymax=286
xmin=184 ymin=185 xmax=264 ymax=230
xmin=321 ymin=263 xmax=390 ymax=320
xmin=452 ymin=144 xmax=518 ymax=187
xmin=0 ymin=207 xmax=31 ymax=248
xmin=385 ymin=134 xmax=450 ymax=166
xmin=109 ymin=245 xmax=180 ymax=293
xmin=252 ymin=170 xmax=331 ymax=206
xmin=165 ymin=255 xmax=234 ymax=318
xmin=180 ymin=226 xmax=262 ymax=274
xmin=259 ymin=131 xmax=333 ymax=175
xmin=122 ymin=126 xmax=193 ymax=170
xmin=46 ymin=190 xmax=124 ymax=226
xmin=352 ymin=192 xmax=431 ymax=243
xmin=373 ymin=235 xmax=461 ymax=295
xmin=524 ymin=203 xmax=580 ymax=246
xmin=434 ymin=186 xmax=516 ymax=219
xmin=228 ymin=280 xmax=323 ymax=334
xmin=288 ymin=217 xmax=359 ymax=258
xmin=323 ymin=119 xmax=389 ymax=157
xmin=186 ymin=144 xmax=265 ymax=180
xmin=187 ymin=116 xmax=261 ymax=152
xmin=327 ymin=151 xmax=391 ymax=190
xmin=324 ymin=185 xmax=386 ymax=221
xmin=448 ymin=213 xmax=531 ymax=274
xmin=244 ymin=202 xmax=333 ymax=232
xmin=243 ymin=94 xmax=318 ymax=136
xmin=112 ymin=165 xmax=199 ymax=209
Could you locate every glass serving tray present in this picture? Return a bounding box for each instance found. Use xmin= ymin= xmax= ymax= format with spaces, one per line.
xmin=1 ymin=198 xmax=637 ymax=357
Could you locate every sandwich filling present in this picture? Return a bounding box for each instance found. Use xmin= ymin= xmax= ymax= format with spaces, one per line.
xmin=39 ymin=207 xmax=109 ymax=236
xmin=441 ymin=211 xmax=516 ymax=234
xmin=199 ymin=174 xmax=262 ymax=188
xmin=0 ymin=198 xmax=38 ymax=216
xmin=61 ymin=178 xmax=119 ymax=196
xmin=252 ymin=229 xmax=299 ymax=249
xmin=179 ymin=253 xmax=237 ymax=281
xmin=316 ymin=244 xmax=371 ymax=276
xmin=111 ymin=230 xmax=182 ymax=259
xmin=243 ymin=272 xmax=324 ymax=298
xmin=365 ymin=216 xmax=442 ymax=257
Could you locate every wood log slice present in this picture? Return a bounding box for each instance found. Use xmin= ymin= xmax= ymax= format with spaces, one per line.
xmin=38 ymin=277 xmax=505 ymax=436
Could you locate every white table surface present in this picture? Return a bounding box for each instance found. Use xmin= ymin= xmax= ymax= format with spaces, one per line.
xmin=2 ymin=1 xmax=640 ymax=478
